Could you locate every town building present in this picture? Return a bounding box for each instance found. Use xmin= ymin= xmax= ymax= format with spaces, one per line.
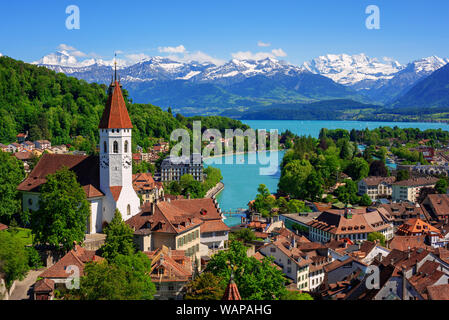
xmin=258 ymin=239 xmax=312 ymax=291
xmin=144 ymin=246 xmax=193 ymax=300
xmin=18 ymin=79 xmax=141 ymax=234
xmin=377 ymin=202 xmax=427 ymax=228
xmin=358 ymin=176 xmax=396 ymax=200
xmin=392 ymin=177 xmax=439 ymax=203
xmin=307 ymin=208 xmax=394 ymax=244
xmin=34 ymin=140 xmax=51 ymax=150
xmin=421 ymin=194 xmax=449 ymax=222
xmin=132 ymin=172 xmax=164 ymax=204
xmin=160 ymin=154 xmax=204 ymax=182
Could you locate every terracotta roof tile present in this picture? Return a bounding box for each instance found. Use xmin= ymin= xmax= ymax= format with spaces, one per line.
xmin=99 ymin=81 xmax=133 ymax=129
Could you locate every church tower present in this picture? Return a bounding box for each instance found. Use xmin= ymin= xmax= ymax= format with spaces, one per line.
xmin=98 ymin=66 xmax=140 ymax=226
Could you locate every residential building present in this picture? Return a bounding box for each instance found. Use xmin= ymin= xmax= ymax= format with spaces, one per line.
xmin=34 ymin=140 xmax=51 ymax=150
xmin=126 ymin=201 xmax=202 ymax=266
xmin=421 ymin=194 xmax=449 ymax=222
xmin=16 ymin=132 xmax=28 ymax=143
xmin=377 ymin=202 xmax=427 ymax=228
xmin=144 ymin=246 xmax=193 ymax=300
xmin=358 ymin=176 xmax=396 ymax=200
xmin=132 ymin=172 xmax=164 ymax=204
xmin=259 ymin=240 xmax=312 ymax=291
xmin=392 ymin=177 xmax=439 ymax=203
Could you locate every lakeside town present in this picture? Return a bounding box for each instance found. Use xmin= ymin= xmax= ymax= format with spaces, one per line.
xmin=2 ymin=72 xmax=449 ymax=301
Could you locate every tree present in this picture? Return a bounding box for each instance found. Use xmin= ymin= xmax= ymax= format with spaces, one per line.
xmin=68 ymin=253 xmax=156 ymax=300
xmin=367 ymin=232 xmax=386 ymax=246
xmin=396 ymin=169 xmax=410 ymax=182
xmin=184 ymin=272 xmax=226 ymax=300
xmin=230 ymin=228 xmax=257 ymax=243
xmin=205 ymin=241 xmax=288 ymax=300
xmin=281 ymin=290 xmax=314 ymax=300
xmin=359 ymin=194 xmax=373 ymax=206
xmin=345 ymin=157 xmax=369 ymax=181
xmin=369 ymin=160 xmax=389 ymax=177
xmin=278 ymin=159 xmax=313 ymax=198
xmin=0 ymin=231 xmax=29 ymax=287
xmin=303 ymin=171 xmax=324 ymax=202
xmin=100 ymin=210 xmax=136 ymax=262
xmin=253 ymin=184 xmax=277 ymax=217
xmin=435 ymin=179 xmax=448 ymax=194
xmin=0 ymin=151 xmax=25 ymax=224
xmin=31 ymin=167 xmax=90 ymax=252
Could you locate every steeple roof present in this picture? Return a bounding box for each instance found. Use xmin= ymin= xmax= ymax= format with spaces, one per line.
xmin=99 ymin=81 xmax=133 ymax=129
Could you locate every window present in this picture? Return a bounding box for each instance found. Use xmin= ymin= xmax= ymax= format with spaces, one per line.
xmin=127 ymin=204 xmax=131 ymax=216
xmin=104 ymin=141 xmax=107 ymax=153
xmin=113 ymin=141 xmax=119 ymax=153
xmin=125 ymin=140 xmax=129 ymax=153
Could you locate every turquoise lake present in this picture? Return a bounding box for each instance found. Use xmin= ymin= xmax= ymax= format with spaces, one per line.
xmin=205 ymin=120 xmax=449 ymax=212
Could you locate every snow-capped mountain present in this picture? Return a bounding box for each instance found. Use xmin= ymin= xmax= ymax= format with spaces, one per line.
xmin=302 ymin=53 xmax=403 ymax=86
xmin=32 ymin=50 xmax=449 ymax=110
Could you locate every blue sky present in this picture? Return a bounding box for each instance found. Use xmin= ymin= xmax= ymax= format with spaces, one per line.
xmin=0 ymin=0 xmax=448 ymax=65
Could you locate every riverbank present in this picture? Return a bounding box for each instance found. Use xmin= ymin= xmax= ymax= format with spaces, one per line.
xmin=205 ymin=181 xmax=224 ymax=198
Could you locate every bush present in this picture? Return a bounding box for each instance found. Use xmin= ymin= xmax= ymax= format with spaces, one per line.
xmin=26 ymin=246 xmax=43 ymax=269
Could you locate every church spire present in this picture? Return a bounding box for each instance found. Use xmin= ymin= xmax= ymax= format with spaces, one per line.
xmin=114 ymin=53 xmax=117 ymax=82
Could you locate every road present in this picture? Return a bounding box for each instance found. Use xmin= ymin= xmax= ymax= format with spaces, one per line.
xmin=9 ymin=270 xmax=43 ymax=300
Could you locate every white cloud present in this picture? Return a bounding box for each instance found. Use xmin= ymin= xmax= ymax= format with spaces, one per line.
xmin=272 ymin=48 xmax=287 ymax=57
xmin=125 ymin=53 xmax=151 ymax=64
xmin=258 ymin=41 xmax=271 ymax=47
xmin=158 ymin=45 xmax=186 ymax=54
xmin=231 ymin=48 xmax=287 ymax=61
xmin=58 ymin=44 xmax=77 ymax=51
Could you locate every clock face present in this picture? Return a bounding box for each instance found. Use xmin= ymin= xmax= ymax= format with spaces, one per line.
xmin=123 ymin=155 xmax=132 ymax=169
xmin=100 ymin=155 xmax=109 ymax=169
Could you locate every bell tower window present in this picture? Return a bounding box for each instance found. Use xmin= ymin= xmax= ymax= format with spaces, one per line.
xmin=127 ymin=204 xmax=131 ymax=216
xmin=104 ymin=141 xmax=107 ymax=153
xmin=113 ymin=141 xmax=119 ymax=154
xmin=125 ymin=140 xmax=129 ymax=153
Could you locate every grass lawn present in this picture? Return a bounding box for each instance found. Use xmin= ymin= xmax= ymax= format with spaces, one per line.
xmin=1 ymin=227 xmax=33 ymax=245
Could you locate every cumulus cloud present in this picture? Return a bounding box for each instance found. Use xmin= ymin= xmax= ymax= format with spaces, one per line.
xmin=231 ymin=48 xmax=288 ymax=61
xmin=125 ymin=53 xmax=151 ymax=64
xmin=257 ymin=41 xmax=271 ymax=47
xmin=158 ymin=45 xmax=186 ymax=54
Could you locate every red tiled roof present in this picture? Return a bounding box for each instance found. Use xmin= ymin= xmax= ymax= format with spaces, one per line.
xmin=222 ymin=278 xmax=241 ymax=300
xmin=17 ymin=154 xmax=102 ymax=199
xmin=0 ymin=223 xmax=8 ymax=231
xmin=389 ymin=235 xmax=428 ymax=251
xmin=14 ymin=151 xmax=33 ymax=161
xmin=170 ymin=198 xmax=222 ymax=221
xmin=427 ymin=284 xmax=449 ymax=300
xmin=34 ymin=278 xmax=54 ymax=292
xmin=40 ymin=245 xmax=103 ymax=279
xmin=110 ymin=186 xmax=122 ymax=201
xmin=201 ymin=220 xmax=230 ymax=233
xmin=99 ymin=81 xmax=133 ymax=129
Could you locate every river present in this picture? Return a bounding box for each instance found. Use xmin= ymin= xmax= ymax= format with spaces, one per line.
xmin=204 ymin=120 xmax=448 ymax=213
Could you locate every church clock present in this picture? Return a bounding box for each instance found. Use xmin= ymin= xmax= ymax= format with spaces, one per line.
xmin=123 ymin=155 xmax=132 ymax=169
xmin=100 ymin=155 xmax=109 ymax=169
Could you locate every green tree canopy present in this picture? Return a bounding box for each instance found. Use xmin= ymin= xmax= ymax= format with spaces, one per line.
xmin=205 ymin=241 xmax=289 ymax=300
xmin=0 ymin=231 xmax=29 ymax=287
xmin=0 ymin=151 xmax=25 ymax=224
xmin=100 ymin=209 xmax=136 ymax=262
xmin=367 ymin=232 xmax=386 ymax=246
xmin=184 ymin=272 xmax=226 ymax=300
xmin=67 ymin=252 xmax=156 ymax=300
xmin=31 ymin=167 xmax=90 ymax=252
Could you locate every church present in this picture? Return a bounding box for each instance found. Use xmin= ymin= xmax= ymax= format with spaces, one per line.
xmin=18 ymin=77 xmax=141 ymax=234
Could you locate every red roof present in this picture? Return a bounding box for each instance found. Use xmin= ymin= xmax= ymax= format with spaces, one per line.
xmin=222 ymin=277 xmax=241 ymax=300
xmin=99 ymin=81 xmax=133 ymax=129
xmin=0 ymin=223 xmax=8 ymax=231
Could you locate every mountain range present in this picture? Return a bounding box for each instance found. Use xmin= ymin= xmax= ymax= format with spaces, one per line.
xmin=32 ymin=50 xmax=449 ymax=117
